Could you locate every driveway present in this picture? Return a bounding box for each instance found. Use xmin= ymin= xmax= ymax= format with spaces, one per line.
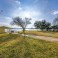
xmin=21 ymin=34 xmax=58 ymax=42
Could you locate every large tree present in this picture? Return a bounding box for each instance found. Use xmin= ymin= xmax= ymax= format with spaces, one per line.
xmin=53 ymin=16 xmax=58 ymax=26
xmin=45 ymin=22 xmax=51 ymax=31
xmin=34 ymin=21 xmax=41 ymax=30
xmin=52 ymin=16 xmax=58 ymax=31
xmin=34 ymin=20 xmax=51 ymax=31
xmin=11 ymin=17 xmax=31 ymax=35
xmin=40 ymin=20 xmax=47 ymax=31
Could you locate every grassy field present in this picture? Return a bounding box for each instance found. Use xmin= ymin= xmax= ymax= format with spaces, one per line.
xmin=0 ymin=34 xmax=58 ymax=58
xmin=0 ymin=28 xmax=5 ymax=34
xmin=24 ymin=31 xmax=58 ymax=38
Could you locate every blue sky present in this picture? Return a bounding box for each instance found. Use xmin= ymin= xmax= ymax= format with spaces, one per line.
xmin=0 ymin=0 xmax=58 ymax=28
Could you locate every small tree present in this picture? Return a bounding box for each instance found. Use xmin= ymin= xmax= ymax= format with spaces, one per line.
xmin=11 ymin=17 xmax=31 ymax=35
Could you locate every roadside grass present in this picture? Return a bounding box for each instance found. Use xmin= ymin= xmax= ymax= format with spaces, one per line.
xmin=0 ymin=28 xmax=5 ymax=34
xmin=0 ymin=34 xmax=58 ymax=58
xmin=23 ymin=30 xmax=58 ymax=38
xmin=0 ymin=34 xmax=18 ymax=43
xmin=0 ymin=33 xmax=8 ymax=37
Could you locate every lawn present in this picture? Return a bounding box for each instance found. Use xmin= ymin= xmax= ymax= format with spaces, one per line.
xmin=0 ymin=34 xmax=58 ymax=58
xmin=24 ymin=31 xmax=58 ymax=38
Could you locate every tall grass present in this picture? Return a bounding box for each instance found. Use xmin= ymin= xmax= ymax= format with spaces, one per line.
xmin=0 ymin=34 xmax=18 ymax=43
xmin=24 ymin=31 xmax=58 ymax=38
xmin=0 ymin=34 xmax=58 ymax=58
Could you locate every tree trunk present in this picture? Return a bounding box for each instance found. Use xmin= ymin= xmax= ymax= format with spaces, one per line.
xmin=23 ymin=28 xmax=25 ymax=39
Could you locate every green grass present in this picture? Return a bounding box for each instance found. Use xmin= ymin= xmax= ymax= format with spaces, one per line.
xmin=0 ymin=28 xmax=5 ymax=34
xmin=0 ymin=34 xmax=58 ymax=58
xmin=0 ymin=34 xmax=18 ymax=43
xmin=24 ymin=31 xmax=58 ymax=38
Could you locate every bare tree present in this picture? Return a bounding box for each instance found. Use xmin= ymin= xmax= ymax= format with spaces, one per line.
xmin=11 ymin=17 xmax=31 ymax=35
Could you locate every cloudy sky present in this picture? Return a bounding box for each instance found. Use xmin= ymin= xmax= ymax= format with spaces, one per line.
xmin=0 ymin=0 xmax=58 ymax=28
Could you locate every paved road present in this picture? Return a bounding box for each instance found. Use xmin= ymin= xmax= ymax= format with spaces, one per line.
xmin=21 ymin=34 xmax=58 ymax=42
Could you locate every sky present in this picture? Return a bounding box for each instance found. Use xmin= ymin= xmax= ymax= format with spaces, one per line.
xmin=0 ymin=0 xmax=58 ymax=28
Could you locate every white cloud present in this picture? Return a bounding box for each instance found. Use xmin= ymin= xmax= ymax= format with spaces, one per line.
xmin=10 ymin=0 xmax=42 ymax=19
xmin=0 ymin=16 xmax=18 ymax=28
xmin=10 ymin=6 xmax=42 ymax=28
xmin=15 ymin=0 xmax=21 ymax=5
xmin=0 ymin=22 xmax=7 ymax=26
xmin=0 ymin=16 xmax=12 ymax=26
xmin=0 ymin=10 xmax=42 ymax=28
xmin=52 ymin=10 xmax=58 ymax=15
xmin=18 ymin=7 xmax=22 ymax=10
xmin=12 ymin=8 xmax=41 ymax=18
xmin=3 ymin=17 xmax=12 ymax=23
xmin=1 ymin=0 xmax=42 ymax=28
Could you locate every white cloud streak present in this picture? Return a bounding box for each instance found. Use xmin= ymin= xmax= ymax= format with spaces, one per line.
xmin=12 ymin=7 xmax=41 ymax=18
xmin=52 ymin=10 xmax=58 ymax=15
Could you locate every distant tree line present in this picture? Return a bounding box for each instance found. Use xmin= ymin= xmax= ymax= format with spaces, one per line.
xmin=34 ymin=16 xmax=58 ymax=32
